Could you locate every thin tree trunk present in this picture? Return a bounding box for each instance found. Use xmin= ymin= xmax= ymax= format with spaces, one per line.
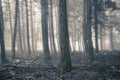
xmin=21 ymin=1 xmax=27 ymax=51
xmin=55 ymin=0 xmax=61 ymax=53
xmin=25 ymin=0 xmax=31 ymax=54
xmin=17 ymin=1 xmax=23 ymax=52
xmin=110 ymin=25 xmax=114 ymax=50
xmin=12 ymin=0 xmax=19 ymax=59
xmin=48 ymin=15 xmax=54 ymax=53
xmin=50 ymin=0 xmax=57 ymax=54
xmin=30 ymin=0 xmax=35 ymax=52
xmin=100 ymin=27 xmax=103 ymax=50
xmin=72 ymin=23 xmax=76 ymax=51
xmin=8 ymin=0 xmax=13 ymax=41
xmin=78 ymin=33 xmax=82 ymax=52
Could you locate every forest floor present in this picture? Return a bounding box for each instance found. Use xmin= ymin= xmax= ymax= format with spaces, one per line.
xmin=0 ymin=50 xmax=120 ymax=80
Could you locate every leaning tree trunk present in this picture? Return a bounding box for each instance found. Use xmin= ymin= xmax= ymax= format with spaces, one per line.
xmin=58 ymin=0 xmax=72 ymax=73
xmin=0 ymin=0 xmax=7 ymax=63
xmin=41 ymin=0 xmax=51 ymax=62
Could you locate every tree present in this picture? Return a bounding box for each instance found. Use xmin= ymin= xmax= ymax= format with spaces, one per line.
xmin=41 ymin=0 xmax=51 ymax=62
xmin=0 ymin=0 xmax=7 ymax=63
xmin=82 ymin=0 xmax=95 ymax=61
xmin=12 ymin=0 xmax=19 ymax=59
xmin=93 ymin=0 xmax=99 ymax=53
xmin=49 ymin=0 xmax=57 ymax=54
xmin=109 ymin=25 xmax=114 ymax=50
xmin=30 ymin=0 xmax=35 ymax=52
xmin=58 ymin=0 xmax=72 ymax=73
xmin=25 ymin=0 xmax=31 ymax=54
xmin=100 ymin=26 xmax=103 ymax=50
xmin=17 ymin=0 xmax=23 ymax=53
xmin=21 ymin=0 xmax=27 ymax=51
xmin=8 ymin=0 xmax=13 ymax=39
xmin=0 ymin=21 xmax=7 ymax=63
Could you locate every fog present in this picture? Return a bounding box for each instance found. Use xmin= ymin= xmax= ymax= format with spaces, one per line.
xmin=0 ymin=0 xmax=120 ymax=80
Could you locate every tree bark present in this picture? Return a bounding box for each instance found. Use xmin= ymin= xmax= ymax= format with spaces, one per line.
xmin=58 ymin=0 xmax=72 ymax=73
xmin=41 ymin=0 xmax=51 ymax=62
xmin=25 ymin=0 xmax=31 ymax=54
xmin=30 ymin=0 xmax=35 ymax=52
xmin=82 ymin=0 xmax=95 ymax=61
xmin=17 ymin=0 xmax=23 ymax=52
xmin=0 ymin=0 xmax=7 ymax=63
xmin=8 ymin=0 xmax=13 ymax=42
xmin=93 ymin=0 xmax=99 ymax=53
xmin=49 ymin=0 xmax=57 ymax=54
xmin=21 ymin=1 xmax=27 ymax=51
xmin=12 ymin=0 xmax=19 ymax=59
xmin=110 ymin=25 xmax=114 ymax=50
xmin=100 ymin=27 xmax=103 ymax=50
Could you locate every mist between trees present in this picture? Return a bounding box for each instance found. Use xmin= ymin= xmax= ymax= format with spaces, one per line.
xmin=0 ymin=0 xmax=120 ymax=80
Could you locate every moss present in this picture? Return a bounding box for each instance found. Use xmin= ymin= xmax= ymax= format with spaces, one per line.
xmin=89 ymin=53 xmax=96 ymax=62
xmin=99 ymin=64 xmax=106 ymax=72
xmin=58 ymin=57 xmax=72 ymax=74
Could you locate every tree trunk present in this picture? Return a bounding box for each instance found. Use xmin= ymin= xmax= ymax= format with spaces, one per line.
xmin=17 ymin=1 xmax=23 ymax=53
xmin=0 ymin=23 xmax=7 ymax=63
xmin=30 ymin=0 xmax=35 ymax=52
xmin=100 ymin=27 xmax=103 ymax=50
xmin=67 ymin=0 xmax=72 ymax=53
xmin=49 ymin=0 xmax=57 ymax=54
xmin=56 ymin=0 xmax=60 ymax=52
xmin=8 ymin=0 xmax=13 ymax=42
xmin=82 ymin=0 xmax=95 ymax=61
xmin=48 ymin=16 xmax=54 ymax=53
xmin=12 ymin=0 xmax=19 ymax=59
xmin=41 ymin=0 xmax=51 ymax=62
xmin=93 ymin=0 xmax=99 ymax=53
xmin=21 ymin=1 xmax=27 ymax=52
xmin=0 ymin=0 xmax=7 ymax=63
xmin=25 ymin=0 xmax=31 ymax=55
xmin=58 ymin=0 xmax=72 ymax=73
xmin=110 ymin=26 xmax=114 ymax=50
